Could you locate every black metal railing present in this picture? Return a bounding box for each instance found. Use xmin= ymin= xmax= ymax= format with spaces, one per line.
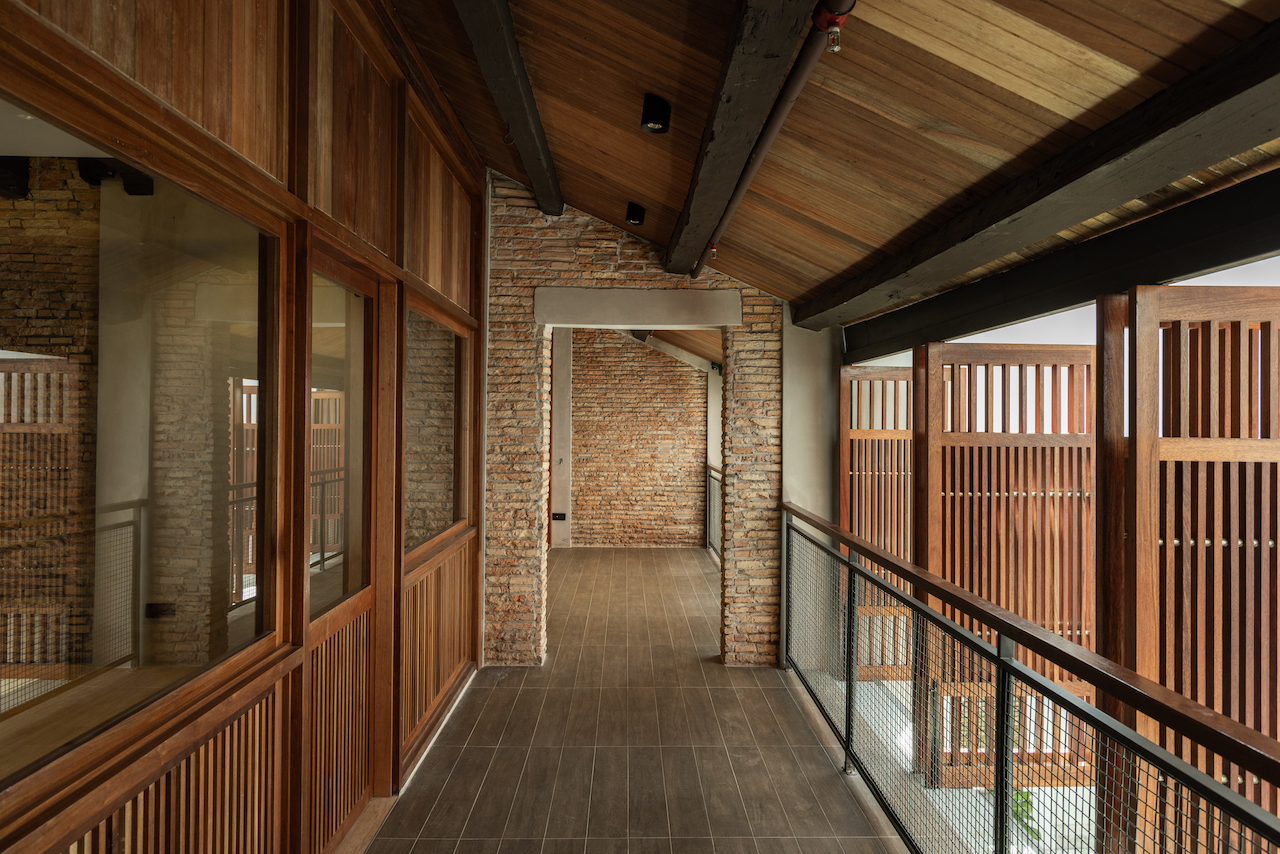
xmin=309 ymin=467 xmax=345 ymax=569
xmin=783 ymin=502 xmax=1280 ymax=854
xmin=706 ymin=464 xmax=722 ymax=557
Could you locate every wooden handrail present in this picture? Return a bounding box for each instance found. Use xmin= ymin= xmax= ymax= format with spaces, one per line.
xmin=706 ymin=464 xmax=722 ymax=476
xmin=782 ymin=500 xmax=1280 ymax=786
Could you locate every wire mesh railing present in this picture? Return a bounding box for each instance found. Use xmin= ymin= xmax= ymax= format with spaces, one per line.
xmin=706 ymin=464 xmax=722 ymax=557
xmin=783 ymin=502 xmax=1280 ymax=854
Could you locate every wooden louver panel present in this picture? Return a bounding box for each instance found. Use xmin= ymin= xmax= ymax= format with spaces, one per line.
xmin=60 ymin=685 xmax=280 ymax=854
xmin=399 ymin=538 xmax=475 ymax=751
xmin=918 ymin=343 xmax=1097 ymax=687
xmin=1127 ymin=285 xmax=1280 ymax=813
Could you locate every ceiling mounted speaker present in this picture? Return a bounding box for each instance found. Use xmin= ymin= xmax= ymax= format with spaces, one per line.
xmin=641 ymin=93 xmax=671 ymax=134
xmin=626 ymin=202 xmax=646 ymax=226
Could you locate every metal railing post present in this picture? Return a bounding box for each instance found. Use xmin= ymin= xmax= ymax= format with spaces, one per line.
xmin=843 ymin=560 xmax=857 ymax=774
xmin=993 ymin=633 xmax=1015 ymax=854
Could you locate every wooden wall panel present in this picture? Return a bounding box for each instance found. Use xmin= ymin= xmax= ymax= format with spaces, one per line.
xmin=400 ymin=536 xmax=476 ymax=751
xmin=404 ymin=108 xmax=473 ymax=312
xmin=840 ymin=366 xmax=914 ymax=566
xmin=28 ymin=0 xmax=287 ymax=181
xmin=59 ymin=683 xmax=281 ymax=854
xmin=313 ymin=0 xmax=398 ymax=258
xmin=308 ymin=598 xmax=372 ymax=854
xmin=1125 ymin=285 xmax=1280 ymax=813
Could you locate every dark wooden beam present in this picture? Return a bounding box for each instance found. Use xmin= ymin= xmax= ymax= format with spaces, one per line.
xmin=796 ymin=17 xmax=1280 ymax=330
xmin=451 ymin=0 xmax=563 ymax=216
xmin=843 ymin=167 xmax=1280 ymax=363
xmin=663 ymin=0 xmax=814 ymax=274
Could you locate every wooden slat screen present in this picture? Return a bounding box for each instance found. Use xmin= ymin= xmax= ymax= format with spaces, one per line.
xmin=1128 ymin=285 xmax=1280 ymax=813
xmin=60 ymin=684 xmax=280 ymax=854
xmin=308 ymin=599 xmax=372 ymax=854
xmin=920 ymin=343 xmax=1097 ymax=689
xmin=399 ymin=537 xmax=476 ymax=752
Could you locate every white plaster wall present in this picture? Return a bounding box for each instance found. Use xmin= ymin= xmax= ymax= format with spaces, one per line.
xmin=707 ymin=368 xmax=722 ymax=470
xmin=781 ymin=310 xmax=841 ymax=522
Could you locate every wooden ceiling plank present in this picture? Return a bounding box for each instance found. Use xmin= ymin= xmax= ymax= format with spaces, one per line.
xmin=793 ymin=15 xmax=1280 ymax=329
xmin=853 ymin=21 xmax=1094 ymax=149
xmin=1087 ymin=0 xmax=1245 ymax=53
xmin=994 ymin=0 xmax=1194 ymax=85
xmin=662 ymin=0 xmax=815 ymax=274
xmin=859 ymin=0 xmax=1124 ymax=126
xmin=451 ymin=0 xmax=564 ymax=215
xmin=843 ymin=166 xmax=1280 ymax=362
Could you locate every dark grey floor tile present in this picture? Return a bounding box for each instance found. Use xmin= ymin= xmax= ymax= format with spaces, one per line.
xmin=627 ymin=687 xmax=660 ymax=745
xmin=796 ymin=840 xmax=844 ymax=854
xmin=500 ymin=688 xmax=549 ymax=747
xmin=531 ymin=689 xmax=573 ymax=746
xmin=522 ymin=649 xmax=558 ymax=689
xmin=366 ymin=839 xmax=416 ymax=854
xmin=597 ymin=687 xmax=629 ymax=746
xmin=436 ymin=687 xmax=493 ymax=746
xmin=496 ymin=840 xmax=543 ymax=854
xmin=584 ymin=840 xmax=627 ymax=854
xmin=739 ymin=688 xmax=788 ymax=746
xmin=836 ymin=840 xmax=889 ymax=854
xmin=583 ymin=611 xmax=609 ymax=644
xmin=605 ymin=615 xmax=630 ymax=646
xmin=628 ymin=839 xmax=671 ymax=853
xmin=671 ymin=840 xmax=710 ymax=854
xmin=701 ymin=656 xmax=734 ymax=688
xmin=473 ymin=666 xmax=528 ymax=690
xmin=503 ymin=746 xmax=562 ymax=838
xmin=411 ymin=841 xmax=459 ymax=854
xmin=627 ymin=746 xmax=669 ymax=838
xmin=651 ymin=644 xmax=681 ymax=687
xmin=546 ymin=747 xmax=595 ymax=838
xmin=655 ymin=688 xmax=691 ymax=745
xmin=707 ymin=688 xmax=754 ymax=746
xmin=589 ymin=747 xmax=629 ymax=838
xmin=455 ymin=841 xmax=500 ymax=854
xmin=601 ymin=645 xmax=630 ymax=687
xmin=790 ymin=746 xmax=877 ymax=838
xmin=755 ymin=840 xmax=802 ymax=854
xmin=627 ymin=646 xmax=656 ymax=688
xmin=542 ymin=840 xmax=586 ymax=854
xmin=463 ymin=747 xmax=527 ymax=838
xmin=752 ymin=667 xmax=787 ymax=688
xmin=759 ymin=745 xmax=832 ymax=837
xmin=471 ymin=689 xmax=523 ymax=746
xmin=712 ymin=839 xmax=758 ymax=854
xmin=420 ymin=746 xmax=496 ymax=838
xmin=578 ymin=645 xmax=606 ymax=687
xmin=726 ymin=667 xmax=759 ymax=688
xmin=681 ymin=688 xmax=723 ymax=746
xmin=662 ymin=746 xmax=711 ymax=838
xmin=760 ymin=689 xmax=821 ymax=746
xmin=727 ymin=746 xmax=792 ymax=837
xmin=565 ymin=688 xmax=602 ymax=745
xmin=379 ymin=743 xmax=463 ymax=838
xmin=693 ymin=745 xmax=750 ymax=837
xmin=551 ymin=645 xmax=584 ymax=688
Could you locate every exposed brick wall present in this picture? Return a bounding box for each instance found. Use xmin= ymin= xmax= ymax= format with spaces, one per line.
xmin=402 ymin=310 xmax=456 ymax=549
xmin=485 ymin=174 xmax=783 ymax=665
xmin=0 ymin=158 xmax=98 ymax=665
xmin=720 ymin=294 xmax=783 ymax=664
xmin=571 ymin=328 xmax=705 ymax=546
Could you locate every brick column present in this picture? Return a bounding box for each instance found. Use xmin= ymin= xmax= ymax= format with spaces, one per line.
xmin=720 ymin=292 xmax=783 ymax=665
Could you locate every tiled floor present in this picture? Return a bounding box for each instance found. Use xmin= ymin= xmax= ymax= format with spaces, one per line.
xmin=371 ymin=547 xmax=901 ymax=854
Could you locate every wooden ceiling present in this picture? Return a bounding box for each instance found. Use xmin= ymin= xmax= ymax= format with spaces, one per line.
xmin=394 ymin=0 xmax=1280 ymax=342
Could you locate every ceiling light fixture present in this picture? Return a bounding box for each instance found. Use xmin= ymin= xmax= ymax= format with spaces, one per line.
xmin=640 ymin=93 xmax=670 ymax=134
xmin=626 ymin=202 xmax=645 ymax=226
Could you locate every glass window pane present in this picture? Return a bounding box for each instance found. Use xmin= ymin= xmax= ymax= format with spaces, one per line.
xmin=308 ymin=274 xmax=367 ymax=618
xmin=0 ymin=128 xmax=268 ymax=784
xmin=403 ymin=310 xmax=457 ymax=550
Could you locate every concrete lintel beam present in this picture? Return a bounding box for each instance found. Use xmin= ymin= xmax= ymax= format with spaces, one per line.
xmin=534 ymin=287 xmax=741 ymax=329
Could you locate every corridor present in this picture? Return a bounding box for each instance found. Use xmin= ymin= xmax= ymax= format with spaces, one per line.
xmin=369 ymin=547 xmax=901 ymax=853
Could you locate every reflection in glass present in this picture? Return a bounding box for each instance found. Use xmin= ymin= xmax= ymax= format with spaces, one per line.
xmin=308 ymin=275 xmax=367 ymax=618
xmin=403 ymin=310 xmax=457 ymax=550
xmin=0 ymin=121 xmax=266 ymax=784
